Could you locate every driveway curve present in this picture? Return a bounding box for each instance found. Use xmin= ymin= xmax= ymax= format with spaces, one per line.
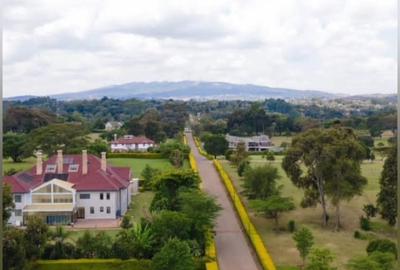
xmin=186 ymin=133 xmax=261 ymax=270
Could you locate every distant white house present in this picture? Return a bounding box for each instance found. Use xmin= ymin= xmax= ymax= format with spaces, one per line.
xmin=226 ymin=134 xmax=273 ymax=152
xmin=110 ymin=135 xmax=155 ymax=152
xmin=105 ymin=121 xmax=123 ymax=131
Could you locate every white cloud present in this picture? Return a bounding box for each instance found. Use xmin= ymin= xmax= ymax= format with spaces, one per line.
xmin=3 ymin=0 xmax=396 ymax=97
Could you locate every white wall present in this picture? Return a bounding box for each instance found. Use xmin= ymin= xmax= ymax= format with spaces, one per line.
xmin=8 ymin=193 xmax=28 ymax=226
xmin=111 ymin=143 xmax=154 ymax=152
xmin=76 ymin=191 xmax=117 ymax=219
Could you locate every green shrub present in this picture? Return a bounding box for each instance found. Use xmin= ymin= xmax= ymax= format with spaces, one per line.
xmin=366 ymin=239 xmax=397 ymax=258
xmin=354 ymin=230 xmax=361 ymax=239
xmin=120 ymin=216 xmax=132 ymax=229
xmin=237 ymin=159 xmax=250 ymax=177
xmin=360 ymin=216 xmax=371 ymax=231
xmin=288 ymin=220 xmax=296 ymax=233
xmin=363 ymin=204 xmax=378 ymax=219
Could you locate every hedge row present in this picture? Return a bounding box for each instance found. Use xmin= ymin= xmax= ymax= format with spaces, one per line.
xmin=194 ymin=137 xmax=214 ymax=160
xmin=185 ymin=135 xmax=219 ymax=270
xmin=107 ymin=152 xmax=163 ymax=159
xmin=31 ymin=259 xmax=152 ymax=270
xmin=213 ymin=160 xmax=276 ymax=270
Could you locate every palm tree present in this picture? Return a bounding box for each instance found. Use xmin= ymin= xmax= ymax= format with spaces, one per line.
xmin=129 ymin=222 xmax=155 ymax=259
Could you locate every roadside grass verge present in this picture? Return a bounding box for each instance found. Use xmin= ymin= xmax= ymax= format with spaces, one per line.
xmin=220 ymin=156 xmax=395 ymax=269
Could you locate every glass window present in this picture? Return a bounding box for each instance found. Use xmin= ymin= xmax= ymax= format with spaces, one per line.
xmin=53 ymin=185 xmax=70 ymax=193
xmin=90 ymin=207 xmax=94 ymax=214
xmin=14 ymin=194 xmax=22 ymax=203
xmin=106 ymin=207 xmax=111 ymax=214
xmin=100 ymin=193 xmax=104 ymax=200
xmin=15 ymin=210 xmax=22 ymax=216
xmin=45 ymin=164 xmax=57 ymax=173
xmin=79 ymin=193 xmax=90 ymax=199
xmin=68 ymin=164 xmax=79 ymax=172
xmin=106 ymin=193 xmax=110 ymax=200
xmin=32 ymin=194 xmax=52 ymax=203
xmin=53 ymin=194 xmax=73 ymax=203
xmin=34 ymin=185 xmax=52 ymax=193
xmin=100 ymin=207 xmax=104 ymax=212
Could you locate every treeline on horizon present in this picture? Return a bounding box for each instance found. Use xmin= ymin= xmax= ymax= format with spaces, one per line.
xmin=4 ymin=96 xmax=396 ymax=138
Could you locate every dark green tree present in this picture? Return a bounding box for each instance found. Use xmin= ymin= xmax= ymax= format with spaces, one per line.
xmin=3 ymin=228 xmax=27 ymax=270
xmin=250 ymin=195 xmax=295 ymax=228
xmin=141 ymin=165 xmax=161 ymax=190
xmin=283 ymin=128 xmax=366 ymax=227
xmin=203 ymin=134 xmax=229 ymax=158
xmin=377 ymin=146 xmax=397 ymax=225
xmin=88 ymin=139 xmax=109 ymax=155
xmin=152 ymin=211 xmax=192 ymax=244
xmin=151 ymin=170 xmax=200 ymax=211
xmin=25 ymin=216 xmax=49 ymax=259
xmin=152 ymin=238 xmax=196 ymax=270
xmin=3 ymin=184 xmax=14 ymax=226
xmin=243 ymin=164 xmax=280 ymax=199
xmin=27 ymin=123 xmax=89 ymax=156
xmin=3 ymin=133 xmax=30 ymax=162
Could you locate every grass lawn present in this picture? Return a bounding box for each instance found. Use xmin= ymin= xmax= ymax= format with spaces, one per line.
xmin=270 ymin=136 xmax=292 ymax=146
xmin=3 ymin=157 xmax=37 ymax=174
xmin=108 ymin=158 xmax=188 ymax=178
xmin=221 ymin=156 xmax=396 ymax=269
xmin=126 ymin=191 xmax=155 ymax=223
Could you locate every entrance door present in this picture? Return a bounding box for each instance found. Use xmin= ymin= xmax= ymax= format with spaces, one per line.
xmin=77 ymin=207 xmax=85 ymax=219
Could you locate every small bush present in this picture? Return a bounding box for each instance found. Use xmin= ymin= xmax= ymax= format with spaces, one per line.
xmin=120 ymin=216 xmax=132 ymax=229
xmin=354 ymin=230 xmax=361 ymax=239
xmin=288 ymin=220 xmax=296 ymax=233
xmin=363 ymin=204 xmax=378 ymax=219
xmin=360 ymin=216 xmax=371 ymax=231
xmin=237 ymin=160 xmax=250 ymax=177
xmin=367 ymin=239 xmax=397 ymax=258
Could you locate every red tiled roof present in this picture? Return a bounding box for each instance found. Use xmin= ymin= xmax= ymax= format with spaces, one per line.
xmin=111 ymin=136 xmax=155 ymax=145
xmin=4 ymin=154 xmax=132 ymax=193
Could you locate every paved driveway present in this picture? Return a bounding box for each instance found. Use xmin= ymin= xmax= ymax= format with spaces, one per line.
xmin=187 ymin=133 xmax=261 ymax=270
xmin=73 ymin=218 xmax=120 ymax=229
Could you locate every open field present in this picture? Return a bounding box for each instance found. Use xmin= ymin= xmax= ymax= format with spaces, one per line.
xmin=220 ymin=155 xmax=396 ymax=269
xmin=3 ymin=157 xmax=37 ymax=174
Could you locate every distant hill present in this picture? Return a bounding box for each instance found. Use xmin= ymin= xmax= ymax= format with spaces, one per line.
xmin=7 ymin=81 xmax=340 ymax=101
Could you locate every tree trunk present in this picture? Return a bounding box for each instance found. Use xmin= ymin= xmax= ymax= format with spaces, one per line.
xmin=316 ymin=177 xmax=328 ymax=226
xmin=335 ymin=203 xmax=341 ymax=231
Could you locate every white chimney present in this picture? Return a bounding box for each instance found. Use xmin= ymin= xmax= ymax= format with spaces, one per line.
xmin=36 ymin=151 xmax=43 ymax=175
xmin=114 ymin=133 xmax=117 ymax=141
xmin=57 ymin=150 xmax=63 ymax=173
xmin=101 ymin=152 xmax=107 ymax=171
xmin=82 ymin=150 xmax=88 ymax=175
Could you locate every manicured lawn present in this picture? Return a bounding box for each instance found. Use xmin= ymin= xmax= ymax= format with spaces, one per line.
xmin=126 ymin=191 xmax=155 ymax=223
xmin=3 ymin=157 xmax=37 ymax=174
xmin=108 ymin=158 xmax=188 ymax=178
xmin=220 ymin=156 xmax=396 ymax=269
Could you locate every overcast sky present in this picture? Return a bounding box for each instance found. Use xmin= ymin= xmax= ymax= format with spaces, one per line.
xmin=4 ymin=0 xmax=397 ymax=97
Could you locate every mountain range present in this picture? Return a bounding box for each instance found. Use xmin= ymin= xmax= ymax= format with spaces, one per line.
xmin=8 ymin=81 xmax=342 ymax=101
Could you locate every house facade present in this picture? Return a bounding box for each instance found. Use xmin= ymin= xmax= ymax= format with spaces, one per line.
xmin=105 ymin=121 xmax=123 ymax=131
xmin=5 ymin=150 xmax=138 ymax=226
xmin=110 ymin=135 xmax=155 ymax=152
xmin=226 ymin=134 xmax=273 ymax=152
